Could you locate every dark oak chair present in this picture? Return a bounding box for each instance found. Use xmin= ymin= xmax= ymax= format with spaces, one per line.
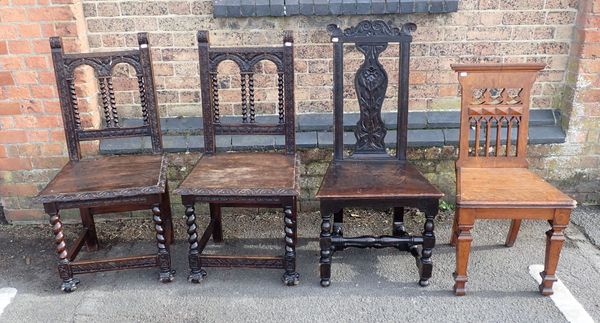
xmin=316 ymin=20 xmax=443 ymax=288
xmin=36 ymin=33 xmax=174 ymax=292
xmin=450 ymin=64 xmax=576 ymax=296
xmin=174 ymin=31 xmax=299 ymax=285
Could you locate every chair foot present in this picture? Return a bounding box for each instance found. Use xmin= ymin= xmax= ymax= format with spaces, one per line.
xmin=419 ymin=279 xmax=430 ymax=287
xmin=453 ymin=273 xmax=467 ymax=296
xmin=61 ymin=277 xmax=80 ymax=293
xmin=320 ymin=279 xmax=331 ymax=287
xmin=159 ymin=269 xmax=176 ymax=283
xmin=282 ymin=272 xmax=300 ymax=286
xmin=539 ymin=271 xmax=557 ymax=296
xmin=188 ymin=269 xmax=207 ymax=284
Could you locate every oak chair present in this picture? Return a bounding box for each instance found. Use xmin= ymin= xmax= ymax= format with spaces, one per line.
xmin=36 ymin=33 xmax=174 ymax=292
xmin=450 ymin=64 xmax=576 ymax=296
xmin=316 ymin=20 xmax=443 ymax=288
xmin=174 ymin=31 xmax=299 ymax=285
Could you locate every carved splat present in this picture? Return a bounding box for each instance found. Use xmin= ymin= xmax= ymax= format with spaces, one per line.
xmin=50 ymin=33 xmax=162 ymax=161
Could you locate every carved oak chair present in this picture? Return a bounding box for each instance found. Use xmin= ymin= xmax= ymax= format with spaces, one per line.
xmin=450 ymin=64 xmax=576 ymax=296
xmin=35 ymin=33 xmax=174 ymax=292
xmin=317 ymin=20 xmax=443 ymax=288
xmin=173 ymin=31 xmax=299 ymax=285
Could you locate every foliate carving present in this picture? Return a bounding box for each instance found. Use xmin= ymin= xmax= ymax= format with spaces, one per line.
xmin=327 ymin=20 xmax=416 ymax=38
xmin=71 ymin=257 xmax=158 ymax=274
xmin=471 ymin=88 xmax=486 ymax=105
xmin=201 ymin=256 xmax=284 ymax=268
xmin=488 ymin=88 xmax=504 ymax=105
xmin=208 ymin=51 xmax=284 ymax=74
xmin=469 ymin=87 xmax=523 ymax=106
xmin=354 ymin=43 xmax=388 ymax=152
xmin=506 ymin=88 xmax=523 ymax=104
xmin=175 ymin=187 xmax=299 ymax=197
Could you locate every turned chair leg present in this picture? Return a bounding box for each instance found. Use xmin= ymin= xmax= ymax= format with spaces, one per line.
xmin=450 ymin=211 xmax=459 ymax=247
xmin=48 ymin=207 xmax=80 ymax=292
xmin=505 ymin=219 xmax=522 ymax=247
xmin=185 ymin=203 xmax=207 ymax=283
xmin=453 ymin=208 xmax=475 ymax=296
xmin=161 ymin=186 xmax=174 ymax=245
xmin=418 ymin=203 xmax=437 ymax=287
xmin=210 ymin=203 xmax=223 ymax=243
xmin=333 ymin=208 xmax=343 ymax=237
xmin=79 ymin=208 xmax=99 ymax=252
xmin=282 ymin=202 xmax=300 ymax=286
xmin=393 ymin=207 xmax=406 ymax=236
xmin=319 ymin=207 xmax=333 ymax=287
xmin=539 ymin=209 xmax=570 ymax=296
xmin=152 ymin=204 xmax=174 ymax=283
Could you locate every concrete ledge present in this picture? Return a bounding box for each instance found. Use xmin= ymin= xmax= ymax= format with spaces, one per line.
xmin=100 ymin=109 xmax=566 ymax=154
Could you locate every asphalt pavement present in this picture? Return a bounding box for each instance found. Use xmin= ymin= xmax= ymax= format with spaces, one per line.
xmin=0 ymin=207 xmax=599 ymax=322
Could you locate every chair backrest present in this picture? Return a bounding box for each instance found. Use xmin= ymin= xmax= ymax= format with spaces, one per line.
xmin=50 ymin=33 xmax=162 ymax=161
xmin=327 ymin=20 xmax=416 ymax=161
xmin=198 ymin=30 xmax=296 ymax=155
xmin=452 ymin=64 xmax=544 ymax=168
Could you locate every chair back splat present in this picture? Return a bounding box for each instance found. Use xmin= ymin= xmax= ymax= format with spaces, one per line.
xmin=327 ymin=20 xmax=416 ymax=161
xmin=451 ymin=64 xmax=545 ymax=168
xmin=198 ymin=30 xmax=296 ymax=155
xmin=50 ymin=33 xmax=163 ymax=161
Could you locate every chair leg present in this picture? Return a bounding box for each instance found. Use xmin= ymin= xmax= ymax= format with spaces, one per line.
xmin=48 ymin=207 xmax=79 ymax=292
xmin=152 ymin=204 xmax=174 ymax=283
xmin=453 ymin=208 xmax=475 ymax=296
xmin=282 ymin=201 xmax=300 ymax=286
xmin=210 ymin=203 xmax=223 ymax=243
xmin=79 ymin=208 xmax=99 ymax=252
xmin=319 ymin=206 xmax=333 ymax=287
xmin=393 ymin=207 xmax=406 ymax=236
xmin=539 ymin=209 xmax=570 ymax=296
xmin=185 ymin=203 xmax=207 ymax=283
xmin=450 ymin=210 xmax=459 ymax=247
xmin=333 ymin=208 xmax=343 ymax=237
xmin=505 ymin=219 xmax=522 ymax=247
xmin=418 ymin=202 xmax=437 ymax=287
xmin=160 ymin=187 xmax=174 ymax=245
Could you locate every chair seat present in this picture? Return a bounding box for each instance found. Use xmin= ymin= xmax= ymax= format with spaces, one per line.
xmin=36 ymin=154 xmax=166 ymax=203
xmin=316 ymin=160 xmax=443 ymax=200
xmin=175 ymin=152 xmax=299 ymax=197
xmin=457 ymin=167 xmax=576 ymax=208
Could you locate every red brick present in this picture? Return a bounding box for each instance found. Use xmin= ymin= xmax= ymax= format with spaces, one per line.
xmin=32 ymin=39 xmax=51 ymax=54
xmin=54 ymin=22 xmax=78 ymax=37
xmin=0 ymin=116 xmax=15 ymax=128
xmin=0 ymin=158 xmax=32 ymax=171
xmin=580 ymin=89 xmax=600 ymax=102
xmin=0 ymin=183 xmax=38 ymax=196
xmin=7 ymin=40 xmax=32 ymax=54
xmin=6 ymin=209 xmax=46 ymax=221
xmin=12 ymin=0 xmax=37 ymax=4
xmin=0 ymin=25 xmax=18 ymax=39
xmin=1 ymin=86 xmax=31 ymax=99
xmin=24 ymin=56 xmax=48 ymax=69
xmin=0 ymin=102 xmax=21 ymax=115
xmin=40 ymin=143 xmax=65 ymax=156
xmin=28 ymin=7 xmax=75 ymax=21
xmin=0 ymin=41 xmax=7 ymax=55
xmin=18 ymin=23 xmax=42 ymax=37
xmin=31 ymin=156 xmax=68 ymax=169
xmin=37 ymin=71 xmax=55 ymax=84
xmin=0 ymin=145 xmax=6 ymax=158
xmin=27 ymin=130 xmax=50 ymax=142
xmin=0 ymin=8 xmax=28 ymax=22
xmin=40 ymin=24 xmax=56 ymax=37
xmin=581 ymin=43 xmax=600 ymax=58
xmin=0 ymin=71 xmax=14 ymax=86
xmin=30 ymin=85 xmax=56 ymax=98
xmin=0 ymin=56 xmax=23 ymax=69
xmin=13 ymin=71 xmax=37 ymax=84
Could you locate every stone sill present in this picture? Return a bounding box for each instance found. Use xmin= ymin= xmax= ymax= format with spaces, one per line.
xmin=213 ymin=0 xmax=459 ymax=17
xmin=100 ymin=109 xmax=565 ymax=154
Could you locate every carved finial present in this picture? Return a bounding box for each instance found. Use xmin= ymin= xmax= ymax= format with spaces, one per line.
xmin=327 ymin=24 xmax=342 ymax=37
xmin=197 ymin=30 xmax=209 ymax=44
xmin=283 ymin=30 xmax=293 ymax=44
xmin=137 ymin=32 xmax=149 ymax=46
xmin=401 ymin=23 xmax=417 ymax=35
xmin=49 ymin=36 xmax=63 ymax=50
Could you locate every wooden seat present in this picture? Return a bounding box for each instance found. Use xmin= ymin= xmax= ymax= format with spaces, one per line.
xmin=449 ymin=64 xmax=576 ymax=296
xmin=457 ymin=168 xmax=575 ymax=208
xmin=317 ymin=20 xmax=443 ymax=288
xmin=317 ymin=161 xmax=442 ymax=200
xmin=35 ymin=33 xmax=173 ymax=292
xmin=38 ymin=155 xmax=165 ymax=201
xmin=174 ymin=31 xmax=300 ymax=286
xmin=177 ymin=153 xmax=298 ymax=197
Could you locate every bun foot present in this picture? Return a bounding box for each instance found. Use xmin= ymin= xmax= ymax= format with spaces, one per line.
xmin=320 ymin=279 xmax=331 ymax=287
xmin=282 ymin=272 xmax=300 ymax=286
xmin=188 ymin=269 xmax=207 ymax=284
xmin=419 ymin=279 xmax=430 ymax=287
xmin=61 ymin=277 xmax=80 ymax=293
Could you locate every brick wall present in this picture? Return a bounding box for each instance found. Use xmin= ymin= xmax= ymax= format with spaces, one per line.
xmin=1 ymin=0 xmax=599 ymax=222
xmin=81 ymin=0 xmax=578 ymax=117
xmin=0 ymin=0 xmax=95 ymax=220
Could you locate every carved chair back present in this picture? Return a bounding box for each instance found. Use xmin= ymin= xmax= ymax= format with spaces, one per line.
xmin=451 ymin=64 xmax=545 ymax=168
xmin=327 ymin=20 xmax=416 ymax=161
xmin=50 ymin=33 xmax=163 ymax=161
xmin=197 ymin=31 xmax=296 ymax=155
